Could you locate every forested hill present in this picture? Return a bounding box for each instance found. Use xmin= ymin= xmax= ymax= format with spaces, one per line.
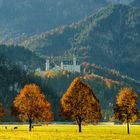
xmin=23 ymin=4 xmax=140 ymax=81
xmin=131 ymin=0 xmax=140 ymax=7
xmin=0 ymin=0 xmax=134 ymax=44
xmin=0 ymin=0 xmax=109 ymax=44
xmin=107 ymin=0 xmax=133 ymax=4
xmin=0 ymin=0 xmax=140 ymax=121
xmin=1 ymin=54 xmax=140 ymax=121
xmin=0 ymin=57 xmax=29 ymax=116
xmin=0 ymin=45 xmax=45 ymax=70
xmin=0 ymin=56 xmax=58 ymax=121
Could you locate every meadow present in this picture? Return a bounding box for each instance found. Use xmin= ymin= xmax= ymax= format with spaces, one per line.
xmin=0 ymin=124 xmax=140 ymax=140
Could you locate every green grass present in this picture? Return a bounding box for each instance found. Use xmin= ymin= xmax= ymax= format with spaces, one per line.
xmin=0 ymin=124 xmax=140 ymax=140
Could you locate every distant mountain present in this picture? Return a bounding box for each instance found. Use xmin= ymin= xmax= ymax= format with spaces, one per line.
xmin=131 ymin=0 xmax=140 ymax=7
xmin=0 ymin=0 xmax=110 ymax=44
xmin=0 ymin=45 xmax=45 ymax=70
xmin=23 ymin=4 xmax=140 ymax=80
xmin=107 ymin=0 xmax=133 ymax=4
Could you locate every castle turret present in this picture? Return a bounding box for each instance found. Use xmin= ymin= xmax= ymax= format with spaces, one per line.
xmin=61 ymin=61 xmax=64 ymax=69
xmin=73 ymin=56 xmax=76 ymax=66
xmin=46 ymin=59 xmax=50 ymax=71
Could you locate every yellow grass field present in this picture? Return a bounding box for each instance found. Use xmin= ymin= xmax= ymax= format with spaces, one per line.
xmin=0 ymin=124 xmax=140 ymax=140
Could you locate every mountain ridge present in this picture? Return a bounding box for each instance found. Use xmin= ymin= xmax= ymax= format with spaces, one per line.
xmin=0 ymin=0 xmax=109 ymax=44
xmin=131 ymin=0 xmax=140 ymax=7
xmin=22 ymin=4 xmax=140 ymax=80
xmin=0 ymin=45 xmax=45 ymax=70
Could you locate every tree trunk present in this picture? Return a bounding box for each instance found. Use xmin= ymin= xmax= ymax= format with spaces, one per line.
xmin=78 ymin=123 xmax=82 ymax=133
xmin=127 ymin=115 xmax=130 ymax=134
xmin=127 ymin=122 xmax=130 ymax=134
xmin=29 ymin=118 xmax=32 ymax=132
xmin=76 ymin=116 xmax=82 ymax=133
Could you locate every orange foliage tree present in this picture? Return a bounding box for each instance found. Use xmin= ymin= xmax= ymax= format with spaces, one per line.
xmin=114 ymin=87 xmax=139 ymax=134
xmin=0 ymin=102 xmax=4 ymax=120
xmin=13 ymin=84 xmax=53 ymax=131
xmin=60 ymin=77 xmax=101 ymax=132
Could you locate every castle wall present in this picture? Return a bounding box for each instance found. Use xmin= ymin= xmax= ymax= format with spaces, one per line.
xmin=63 ymin=65 xmax=80 ymax=73
xmin=46 ymin=57 xmax=81 ymax=73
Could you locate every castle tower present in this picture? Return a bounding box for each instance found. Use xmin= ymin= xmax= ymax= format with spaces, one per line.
xmin=61 ymin=61 xmax=64 ymax=70
xmin=73 ymin=56 xmax=76 ymax=66
xmin=46 ymin=59 xmax=50 ymax=71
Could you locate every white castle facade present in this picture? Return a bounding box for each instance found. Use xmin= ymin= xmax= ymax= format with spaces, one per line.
xmin=46 ymin=57 xmax=81 ymax=73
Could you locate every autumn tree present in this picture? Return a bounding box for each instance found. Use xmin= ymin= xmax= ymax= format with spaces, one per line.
xmin=0 ymin=102 xmax=4 ymax=120
xmin=13 ymin=84 xmax=52 ymax=131
xmin=60 ymin=77 xmax=101 ymax=133
xmin=114 ymin=87 xmax=139 ymax=134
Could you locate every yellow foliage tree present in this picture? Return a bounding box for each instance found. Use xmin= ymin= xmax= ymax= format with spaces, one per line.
xmin=13 ymin=84 xmax=53 ymax=131
xmin=61 ymin=77 xmax=101 ymax=132
xmin=114 ymin=87 xmax=139 ymax=134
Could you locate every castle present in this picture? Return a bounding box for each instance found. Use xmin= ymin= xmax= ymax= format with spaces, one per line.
xmin=46 ymin=57 xmax=81 ymax=73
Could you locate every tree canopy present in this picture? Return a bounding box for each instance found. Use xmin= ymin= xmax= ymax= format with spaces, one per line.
xmin=61 ymin=77 xmax=101 ymax=132
xmin=13 ymin=83 xmax=52 ymax=131
xmin=114 ymin=87 xmax=139 ymax=134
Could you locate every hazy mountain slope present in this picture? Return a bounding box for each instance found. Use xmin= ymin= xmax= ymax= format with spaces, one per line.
xmin=0 ymin=0 xmax=133 ymax=44
xmin=71 ymin=4 xmax=140 ymax=79
xmin=0 ymin=0 xmax=109 ymax=44
xmin=107 ymin=0 xmax=133 ymax=4
xmin=0 ymin=45 xmax=45 ymax=70
xmin=23 ymin=4 xmax=140 ymax=80
xmin=131 ymin=0 xmax=140 ymax=7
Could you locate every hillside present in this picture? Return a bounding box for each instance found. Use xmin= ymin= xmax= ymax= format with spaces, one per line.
xmin=107 ymin=0 xmax=133 ymax=4
xmin=0 ymin=0 xmax=109 ymax=44
xmin=0 ymin=56 xmax=59 ymax=121
xmin=131 ymin=0 xmax=140 ymax=7
xmin=38 ymin=63 xmax=140 ymax=120
xmin=0 ymin=45 xmax=45 ymax=70
xmin=0 ymin=53 xmax=140 ymax=121
xmin=23 ymin=4 xmax=140 ymax=80
xmin=0 ymin=57 xmax=30 ymax=120
xmin=0 ymin=0 xmax=134 ymax=44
